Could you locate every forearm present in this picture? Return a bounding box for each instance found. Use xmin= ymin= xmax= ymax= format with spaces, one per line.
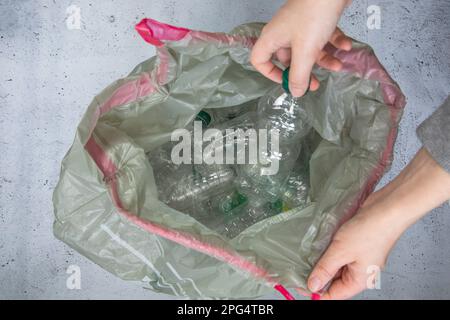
xmin=364 ymin=148 xmax=450 ymax=239
xmin=417 ymin=95 xmax=450 ymax=173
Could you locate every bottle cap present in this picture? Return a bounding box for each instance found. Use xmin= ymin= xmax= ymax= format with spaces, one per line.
xmin=282 ymin=67 xmax=311 ymax=96
xmin=221 ymin=192 xmax=248 ymax=215
xmin=268 ymin=198 xmax=283 ymax=214
xmin=195 ymin=110 xmax=211 ymax=127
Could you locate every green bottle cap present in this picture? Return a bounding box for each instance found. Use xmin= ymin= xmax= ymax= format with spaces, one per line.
xmin=269 ymin=198 xmax=283 ymax=214
xmin=282 ymin=67 xmax=311 ymax=96
xmin=195 ymin=110 xmax=211 ymax=127
xmin=220 ymin=192 xmax=248 ymax=215
xmin=282 ymin=67 xmax=291 ymax=94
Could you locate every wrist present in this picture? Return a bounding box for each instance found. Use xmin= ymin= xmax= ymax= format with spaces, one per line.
xmin=358 ymin=196 xmax=410 ymax=244
xmin=361 ymin=148 xmax=450 ymax=236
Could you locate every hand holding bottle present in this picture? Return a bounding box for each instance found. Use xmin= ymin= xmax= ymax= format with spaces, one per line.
xmin=251 ymin=0 xmax=352 ymax=97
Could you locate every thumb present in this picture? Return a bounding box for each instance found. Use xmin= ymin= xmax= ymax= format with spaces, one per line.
xmin=308 ymin=243 xmax=350 ymax=293
xmin=288 ymin=39 xmax=318 ymax=97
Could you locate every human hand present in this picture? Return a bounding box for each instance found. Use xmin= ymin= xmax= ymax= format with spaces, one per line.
xmin=307 ymin=148 xmax=450 ymax=299
xmin=251 ymin=0 xmax=352 ymax=97
xmin=307 ymin=195 xmax=401 ymax=299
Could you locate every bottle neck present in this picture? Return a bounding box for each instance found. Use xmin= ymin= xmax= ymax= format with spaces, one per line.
xmin=282 ymin=67 xmax=311 ymax=97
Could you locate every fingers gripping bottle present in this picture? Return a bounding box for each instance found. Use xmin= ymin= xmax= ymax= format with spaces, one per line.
xmin=237 ymin=67 xmax=312 ymax=202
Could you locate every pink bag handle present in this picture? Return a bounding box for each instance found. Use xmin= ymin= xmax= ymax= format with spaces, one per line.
xmin=135 ymin=18 xmax=190 ymax=46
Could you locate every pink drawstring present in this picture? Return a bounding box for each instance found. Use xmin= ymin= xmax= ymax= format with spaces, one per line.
xmin=274 ymin=284 xmax=296 ymax=300
xmin=274 ymin=284 xmax=321 ymax=300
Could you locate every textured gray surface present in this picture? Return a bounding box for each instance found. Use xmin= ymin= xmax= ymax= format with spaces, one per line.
xmin=0 ymin=0 xmax=449 ymax=299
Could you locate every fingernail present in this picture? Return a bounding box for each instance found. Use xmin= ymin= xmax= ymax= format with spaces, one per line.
xmin=308 ymin=276 xmax=322 ymax=292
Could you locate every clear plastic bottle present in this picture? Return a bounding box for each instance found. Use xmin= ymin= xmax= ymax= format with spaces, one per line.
xmin=149 ymin=142 xmax=247 ymax=229
xmin=237 ymin=67 xmax=311 ymax=202
xmin=148 ymin=87 xmax=312 ymax=238
xmin=147 ymin=110 xmax=212 ymax=166
xmin=147 ymin=110 xmax=237 ymax=212
xmin=166 ymin=165 xmax=236 ymax=212
xmin=280 ymin=163 xmax=310 ymax=211
xmin=149 ymin=150 xmax=237 ymax=214
xmin=200 ymin=111 xmax=258 ymax=166
xmin=199 ymin=189 xmax=249 ymax=231
xmin=216 ymin=197 xmax=283 ymax=238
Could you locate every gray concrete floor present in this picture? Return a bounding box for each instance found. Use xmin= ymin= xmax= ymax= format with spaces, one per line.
xmin=0 ymin=0 xmax=449 ymax=299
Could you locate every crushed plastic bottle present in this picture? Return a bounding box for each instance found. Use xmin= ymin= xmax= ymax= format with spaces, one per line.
xmin=216 ymin=197 xmax=283 ymax=238
xmin=167 ymin=165 xmax=236 ymax=212
xmin=149 ymin=148 xmax=237 ymax=217
xmin=237 ymin=67 xmax=311 ymax=202
xmin=147 ymin=75 xmax=313 ymax=238
xmin=147 ymin=110 xmax=212 ymax=169
xmin=199 ymin=189 xmax=249 ymax=231
xmin=149 ymin=140 xmax=249 ymax=230
xmin=201 ymin=111 xmax=258 ymax=166
xmin=280 ymin=161 xmax=310 ymax=211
